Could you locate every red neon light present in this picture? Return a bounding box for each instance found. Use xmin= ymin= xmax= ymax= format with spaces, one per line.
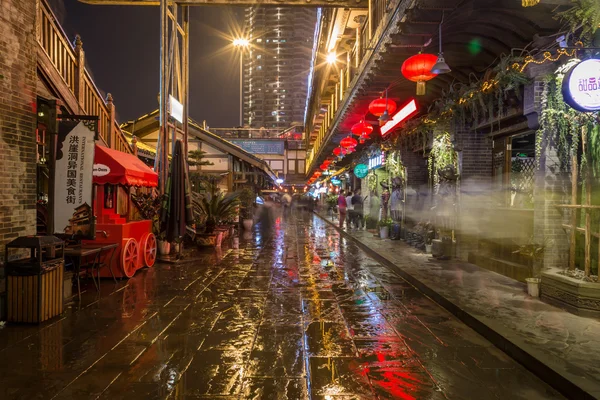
xmin=380 ymin=98 xmax=418 ymax=137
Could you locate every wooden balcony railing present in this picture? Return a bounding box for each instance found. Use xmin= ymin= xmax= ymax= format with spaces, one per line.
xmin=36 ymin=0 xmax=133 ymax=155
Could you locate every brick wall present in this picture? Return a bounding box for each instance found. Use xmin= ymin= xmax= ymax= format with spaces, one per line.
xmin=0 ymin=0 xmax=38 ymax=264
xmin=530 ymin=76 xmax=570 ymax=270
xmin=401 ymin=144 xmax=429 ymax=224
xmin=456 ymin=127 xmax=493 ymax=261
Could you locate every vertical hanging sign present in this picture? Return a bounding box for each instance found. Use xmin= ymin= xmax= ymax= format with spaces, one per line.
xmin=54 ymin=119 xmax=97 ymax=239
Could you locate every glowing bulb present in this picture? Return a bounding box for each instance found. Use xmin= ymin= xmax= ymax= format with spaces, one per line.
xmin=326 ymin=52 xmax=337 ymax=64
xmin=233 ymin=38 xmax=249 ymax=47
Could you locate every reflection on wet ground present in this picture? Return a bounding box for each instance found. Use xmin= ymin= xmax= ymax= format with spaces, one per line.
xmin=0 ymin=213 xmax=563 ymax=399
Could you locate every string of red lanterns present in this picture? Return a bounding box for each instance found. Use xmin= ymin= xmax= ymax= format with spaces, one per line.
xmin=308 ymin=50 xmax=444 ymax=186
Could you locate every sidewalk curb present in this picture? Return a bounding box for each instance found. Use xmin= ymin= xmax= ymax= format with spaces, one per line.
xmin=315 ymin=212 xmax=595 ymax=400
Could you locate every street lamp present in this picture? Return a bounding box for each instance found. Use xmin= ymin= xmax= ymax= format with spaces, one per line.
xmin=233 ymin=38 xmax=249 ymax=126
xmin=326 ymin=52 xmax=337 ymax=64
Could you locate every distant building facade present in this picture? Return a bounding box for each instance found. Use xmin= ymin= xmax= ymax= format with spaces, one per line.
xmin=243 ymin=7 xmax=317 ymax=129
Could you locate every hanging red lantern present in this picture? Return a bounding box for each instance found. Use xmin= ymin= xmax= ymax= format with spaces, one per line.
xmin=314 ymin=171 xmax=322 ymax=178
xmin=369 ymin=97 xmax=397 ymax=117
xmin=322 ymin=159 xmax=332 ymax=167
xmin=333 ymin=147 xmax=343 ymax=157
xmin=340 ymin=136 xmax=358 ymax=149
xmin=320 ymin=162 xmax=329 ymax=170
xmin=401 ymin=53 xmax=438 ymax=96
xmin=351 ymin=120 xmax=374 ymax=137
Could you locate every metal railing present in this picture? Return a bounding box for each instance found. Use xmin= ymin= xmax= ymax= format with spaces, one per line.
xmin=36 ymin=0 xmax=132 ymax=154
xmin=209 ymin=125 xmax=304 ymax=140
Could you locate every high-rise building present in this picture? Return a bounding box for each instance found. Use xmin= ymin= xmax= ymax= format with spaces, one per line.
xmin=243 ymin=7 xmax=317 ymax=130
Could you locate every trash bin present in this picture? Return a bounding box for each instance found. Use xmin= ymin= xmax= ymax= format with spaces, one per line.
xmin=5 ymin=236 xmax=65 ymax=323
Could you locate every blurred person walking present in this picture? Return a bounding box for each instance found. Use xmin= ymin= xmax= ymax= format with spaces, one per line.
xmin=282 ymin=191 xmax=292 ymax=217
xmin=337 ymin=191 xmax=347 ymax=229
xmin=346 ymin=191 xmax=355 ymax=230
xmin=352 ymin=190 xmax=364 ymax=229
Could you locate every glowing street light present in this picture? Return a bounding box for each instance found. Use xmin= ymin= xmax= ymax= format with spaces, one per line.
xmin=232 ymin=38 xmax=250 ymax=126
xmin=326 ymin=52 xmax=337 ymax=64
xmin=233 ymin=38 xmax=249 ymax=47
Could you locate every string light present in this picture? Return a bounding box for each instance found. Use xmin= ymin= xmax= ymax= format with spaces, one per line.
xmin=401 ymin=47 xmax=581 ymax=132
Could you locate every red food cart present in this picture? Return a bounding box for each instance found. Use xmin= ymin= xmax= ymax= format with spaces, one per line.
xmin=83 ymin=145 xmax=159 ymax=278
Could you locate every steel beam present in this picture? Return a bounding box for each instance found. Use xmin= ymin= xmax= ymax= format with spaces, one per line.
xmin=78 ymin=0 xmax=368 ymax=7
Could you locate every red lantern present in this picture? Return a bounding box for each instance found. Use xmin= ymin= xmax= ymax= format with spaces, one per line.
xmin=369 ymin=98 xmax=397 ymax=117
xmin=314 ymin=171 xmax=322 ymax=178
xmin=351 ymin=120 xmax=374 ymax=137
xmin=320 ymin=162 xmax=329 ymax=170
xmin=340 ymin=136 xmax=358 ymax=149
xmin=401 ymin=53 xmax=438 ymax=96
xmin=333 ymin=147 xmax=342 ymax=157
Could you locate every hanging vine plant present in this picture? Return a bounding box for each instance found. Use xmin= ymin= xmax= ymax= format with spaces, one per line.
xmin=428 ymin=131 xmax=457 ymax=185
xmin=386 ymin=150 xmax=406 ymax=181
xmin=536 ymin=59 xmax=599 ymax=175
xmin=367 ymin=172 xmax=378 ymax=193
xmin=557 ymin=0 xmax=600 ymax=43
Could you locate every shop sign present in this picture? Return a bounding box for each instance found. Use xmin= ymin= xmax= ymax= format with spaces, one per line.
xmin=331 ymin=178 xmax=342 ymax=186
xmin=54 ymin=120 xmax=97 ymax=239
xmin=380 ymin=98 xmax=418 ymax=137
xmin=563 ymin=59 xmax=600 ymax=112
xmin=368 ymin=151 xmax=386 ymax=170
xmin=354 ymin=163 xmax=368 ymax=178
xmin=93 ymin=164 xmax=110 ymax=176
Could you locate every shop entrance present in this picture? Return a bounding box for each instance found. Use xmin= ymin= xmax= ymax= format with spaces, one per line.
xmin=474 ymin=131 xmax=537 ymax=282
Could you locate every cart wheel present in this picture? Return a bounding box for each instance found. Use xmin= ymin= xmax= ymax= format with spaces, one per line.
xmin=121 ymin=238 xmax=139 ymax=278
xmin=141 ymin=232 xmax=157 ymax=268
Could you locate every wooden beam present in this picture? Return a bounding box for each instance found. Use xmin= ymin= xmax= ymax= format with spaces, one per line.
xmin=78 ymin=0 xmax=368 ymax=7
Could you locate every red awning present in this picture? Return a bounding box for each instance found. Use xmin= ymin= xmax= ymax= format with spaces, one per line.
xmin=93 ymin=145 xmax=158 ymax=187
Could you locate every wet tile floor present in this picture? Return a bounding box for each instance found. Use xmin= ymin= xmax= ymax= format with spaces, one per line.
xmin=0 ymin=214 xmax=564 ymax=399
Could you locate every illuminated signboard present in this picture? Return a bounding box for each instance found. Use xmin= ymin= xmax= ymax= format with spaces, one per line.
xmin=353 ymin=163 xmax=368 ymax=178
xmin=331 ymin=178 xmax=342 ymax=186
xmin=380 ymin=98 xmax=418 ymax=137
xmin=562 ymin=59 xmax=600 ymax=112
xmin=368 ymin=151 xmax=385 ymax=170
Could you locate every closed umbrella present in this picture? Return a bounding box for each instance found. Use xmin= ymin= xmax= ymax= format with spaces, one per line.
xmin=160 ymin=140 xmax=193 ymax=246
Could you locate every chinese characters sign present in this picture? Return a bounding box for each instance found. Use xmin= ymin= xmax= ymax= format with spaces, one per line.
xmin=369 ymin=151 xmax=385 ymax=170
xmin=354 ymin=163 xmax=369 ymax=178
xmin=54 ymin=120 xmax=96 ymax=239
xmin=563 ymin=59 xmax=600 ymax=112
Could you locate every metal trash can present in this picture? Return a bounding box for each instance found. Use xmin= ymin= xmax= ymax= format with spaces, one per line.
xmin=5 ymin=236 xmax=65 ymax=323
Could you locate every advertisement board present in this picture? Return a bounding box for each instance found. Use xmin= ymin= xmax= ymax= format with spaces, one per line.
xmin=563 ymin=59 xmax=600 ymax=112
xmin=53 ymin=119 xmax=97 ymax=239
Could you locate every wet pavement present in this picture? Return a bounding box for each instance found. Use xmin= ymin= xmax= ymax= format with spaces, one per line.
xmin=0 ymin=213 xmax=564 ymax=399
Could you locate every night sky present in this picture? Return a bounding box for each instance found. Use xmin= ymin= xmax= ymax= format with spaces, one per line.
xmin=50 ymin=0 xmax=244 ymax=128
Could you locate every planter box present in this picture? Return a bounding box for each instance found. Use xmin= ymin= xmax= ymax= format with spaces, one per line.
xmin=541 ymin=269 xmax=600 ymax=316
xmin=468 ymin=253 xmax=532 ymax=283
xmin=196 ymin=234 xmax=217 ymax=247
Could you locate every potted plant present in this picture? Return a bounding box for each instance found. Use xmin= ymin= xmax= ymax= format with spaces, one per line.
xmin=326 ymin=194 xmax=338 ymax=218
xmin=378 ymin=218 xmax=393 ymax=239
xmin=239 ymin=187 xmax=255 ymax=230
xmin=513 ymin=237 xmax=548 ymax=297
xmin=197 ymin=188 xmax=240 ymax=247
xmin=365 ymin=216 xmax=377 ymax=230
xmin=425 ymin=224 xmax=435 ymax=254
xmin=152 ymin=215 xmax=170 ymax=255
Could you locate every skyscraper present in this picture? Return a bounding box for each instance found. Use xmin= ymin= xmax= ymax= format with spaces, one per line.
xmin=243 ymin=7 xmax=317 ymax=130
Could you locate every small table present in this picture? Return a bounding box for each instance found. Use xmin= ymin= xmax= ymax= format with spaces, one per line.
xmin=64 ymin=243 xmax=118 ymax=300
